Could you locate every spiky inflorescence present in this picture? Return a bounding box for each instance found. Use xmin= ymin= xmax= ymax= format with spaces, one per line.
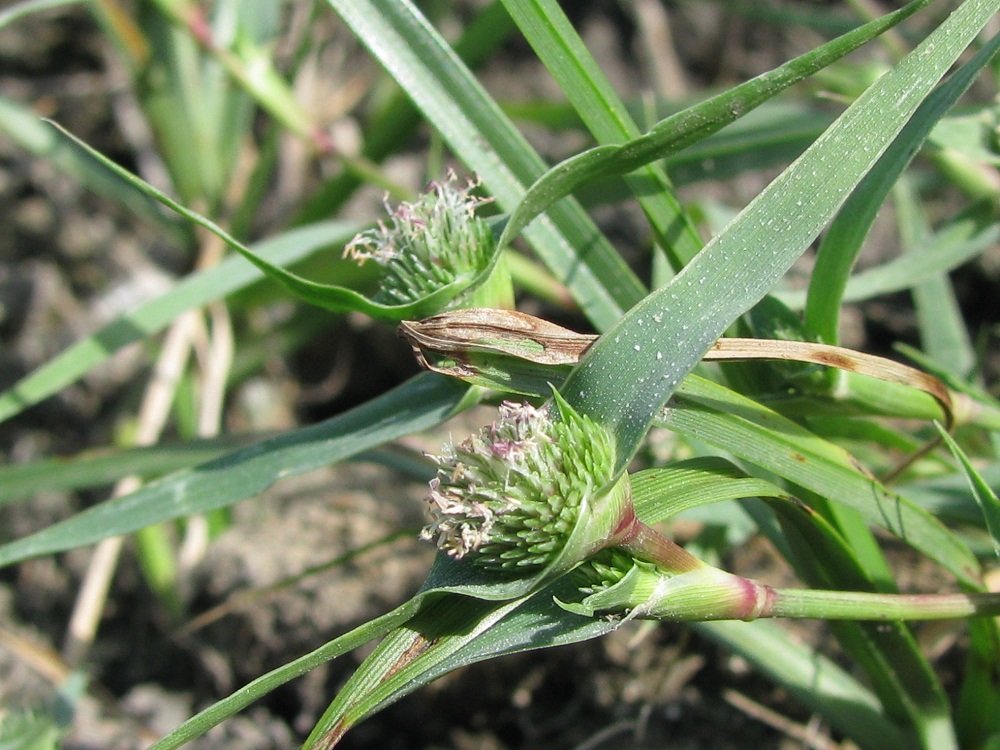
xmin=421 ymin=399 xmax=617 ymax=574
xmin=343 ymin=173 xmax=494 ymax=305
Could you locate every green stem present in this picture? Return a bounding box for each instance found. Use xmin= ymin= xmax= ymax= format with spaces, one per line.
xmin=613 ymin=513 xmax=703 ymax=574
xmin=768 ymin=587 xmax=1000 ymax=621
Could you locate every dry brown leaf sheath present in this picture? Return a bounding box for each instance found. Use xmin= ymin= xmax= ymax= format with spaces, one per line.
xmin=399 ymin=308 xmax=957 ymax=427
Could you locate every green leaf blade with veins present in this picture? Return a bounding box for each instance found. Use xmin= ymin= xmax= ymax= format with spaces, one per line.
xmin=560 ymin=0 xmax=1000 ymax=473
xmin=496 ymin=0 xmax=936 ymax=253
xmin=45 ymin=125 xmax=508 ymax=322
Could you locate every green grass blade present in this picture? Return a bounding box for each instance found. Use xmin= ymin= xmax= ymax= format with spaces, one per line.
xmin=135 ymin=6 xmax=254 ymax=207
xmin=499 ymin=0 xmax=703 ymax=270
xmin=327 ymin=0 xmax=644 ymax=331
xmin=938 ymin=427 xmax=1000 ymax=556
xmin=896 ymin=178 xmax=978 ymax=375
xmin=778 ymin=199 xmax=1000 ymax=308
xmin=0 ymin=374 xmax=465 ymax=567
xmin=498 ymin=0 xmax=934 ymax=256
xmin=930 ymin=435 xmax=1000 ymax=748
xmin=561 ymin=0 xmax=999 ymax=472
xmin=631 ymin=457 xmax=791 ymax=524
xmin=0 ymin=220 xmax=359 ymax=425
xmin=769 ymin=495 xmax=954 ymax=749
xmin=146 ymin=599 xmax=421 ymax=750
xmin=0 ymin=94 xmax=181 ymax=236
xmin=666 ymin=375 xmax=982 ymax=588
xmin=0 ymin=0 xmax=80 ymax=29
xmin=956 ymin=615 xmax=1000 ymax=747
xmin=804 ymin=26 xmax=1000 ymax=344
xmin=0 ymin=436 xmax=258 ymax=504
xmin=697 ymin=620 xmax=904 ymax=750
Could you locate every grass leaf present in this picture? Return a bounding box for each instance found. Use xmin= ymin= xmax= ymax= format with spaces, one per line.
xmin=498 ymin=0 xmax=935 ymax=256
xmin=0 ymin=374 xmax=465 ymax=567
xmin=804 ymin=26 xmax=1000 ymax=344
xmin=561 ymin=0 xmax=1000 ymax=472
xmin=0 ymin=220 xmax=359 ymax=425
xmin=328 ymin=0 xmax=645 ymax=331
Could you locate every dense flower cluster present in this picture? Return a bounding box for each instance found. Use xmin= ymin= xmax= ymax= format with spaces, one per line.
xmin=344 ymin=172 xmax=494 ymax=305
xmin=421 ymin=399 xmax=618 ymax=573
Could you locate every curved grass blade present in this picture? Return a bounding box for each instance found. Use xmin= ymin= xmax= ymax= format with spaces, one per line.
xmin=44 ymin=123 xmax=500 ymax=321
xmin=0 ymin=435 xmax=258 ymax=505
xmin=497 ymin=0 xmax=934 ymax=254
xmin=0 ymin=373 xmax=466 ymax=567
xmin=0 ymin=220 xmax=360 ymax=425
xmin=666 ymin=375 xmax=982 ymax=588
xmin=327 ymin=0 xmax=644 ymax=331
xmin=896 ymin=176 xmax=978 ymax=377
xmin=0 ymin=0 xmax=81 ymax=28
xmin=938 ymin=427 xmax=1000 ymax=557
xmin=630 ymin=457 xmax=791 ymax=524
xmin=929 ymin=430 xmax=1000 ymax=746
xmin=697 ymin=620 xmax=904 ymax=750
xmin=498 ymin=0 xmax=703 ymax=269
xmin=146 ymin=599 xmax=422 ymax=750
xmin=560 ymin=0 xmax=1000 ymax=473
xmin=768 ymin=493 xmax=954 ymax=749
xmin=0 ymin=94 xmax=181 ymax=236
xmin=804 ymin=26 xmax=1000 ymax=345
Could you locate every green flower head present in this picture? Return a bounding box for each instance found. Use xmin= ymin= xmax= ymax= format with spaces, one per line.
xmin=344 ymin=172 xmax=495 ymax=306
xmin=421 ymin=393 xmax=630 ymax=575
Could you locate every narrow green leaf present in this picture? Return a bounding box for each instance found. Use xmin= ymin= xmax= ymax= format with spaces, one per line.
xmin=0 ymin=220 xmax=359 ymax=425
xmin=0 ymin=436 xmax=258 ymax=505
xmin=938 ymin=427 xmax=1000 ymax=557
xmin=697 ymin=620 xmax=904 ymax=749
xmin=666 ymin=375 xmax=982 ymax=588
xmin=896 ymin=177 xmax=978 ymax=375
xmin=631 ymin=457 xmax=791 ymax=524
xmin=498 ymin=0 xmax=935 ymax=254
xmin=499 ymin=0 xmax=703 ymax=270
xmin=561 ymin=0 xmax=999 ymax=472
xmin=0 ymin=374 xmax=465 ymax=567
xmin=135 ymin=7 xmax=254 ymax=206
xmin=328 ymin=0 xmax=644 ymax=331
xmin=0 ymin=95 xmax=180 ymax=236
xmin=805 ymin=27 xmax=1000 ymax=344
xmin=956 ymin=616 xmax=1000 ymax=748
xmin=0 ymin=0 xmax=80 ymax=29
xmin=146 ymin=599 xmax=421 ymax=750
xmin=769 ymin=495 xmax=954 ymax=749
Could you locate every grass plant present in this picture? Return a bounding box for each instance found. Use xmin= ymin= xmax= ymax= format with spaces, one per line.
xmin=2 ymin=1 xmax=1000 ymax=748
